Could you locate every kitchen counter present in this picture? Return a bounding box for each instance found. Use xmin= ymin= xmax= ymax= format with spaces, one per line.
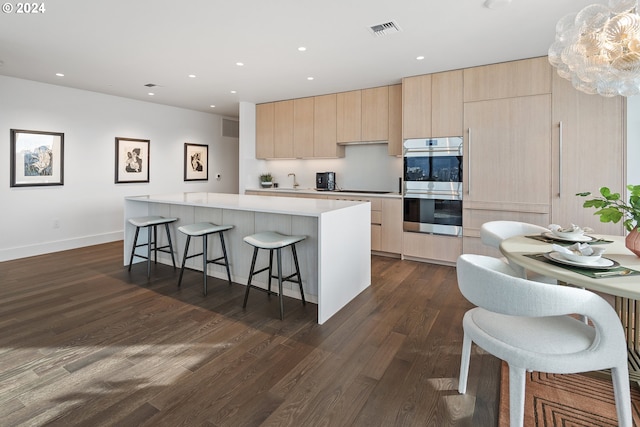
xmin=124 ymin=192 xmax=371 ymax=324
xmin=246 ymin=187 xmax=402 ymax=198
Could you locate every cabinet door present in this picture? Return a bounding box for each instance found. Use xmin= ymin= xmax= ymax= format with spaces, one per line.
xmin=432 ymin=70 xmax=463 ymax=138
xmin=255 ymin=103 xmax=274 ymax=159
xmin=388 ymin=84 xmax=403 ymax=156
xmin=337 ymin=90 xmax=361 ymax=143
xmin=402 ymin=74 xmax=432 ymax=138
xmin=464 ymin=95 xmax=552 ymax=208
xmin=463 ymin=57 xmax=552 ymax=102
xmin=274 ymin=100 xmax=294 ymax=158
xmin=381 ymin=198 xmax=402 ymax=253
xmin=362 ymin=86 xmax=389 ymax=141
xmin=314 ymin=94 xmax=343 ymax=158
xmin=293 ymin=97 xmax=314 ymax=158
xmin=552 ymin=74 xmax=625 ymax=235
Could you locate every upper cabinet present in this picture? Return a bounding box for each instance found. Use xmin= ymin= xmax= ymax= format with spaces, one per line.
xmin=463 ymin=56 xmax=552 ymax=102
xmin=388 ymin=84 xmax=402 ymax=156
xmin=293 ymin=97 xmax=314 ymax=158
xmin=255 ymin=103 xmax=275 ymax=159
xmin=402 ymin=69 xmax=463 ymax=139
xmin=337 ymin=86 xmax=391 ymax=144
xmin=273 ymin=100 xmax=294 ymax=158
xmin=314 ymin=94 xmax=344 ymax=158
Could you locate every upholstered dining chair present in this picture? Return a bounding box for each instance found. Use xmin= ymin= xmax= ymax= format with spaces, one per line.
xmin=456 ymin=254 xmax=632 ymax=427
xmin=480 ymin=220 xmax=556 ymax=283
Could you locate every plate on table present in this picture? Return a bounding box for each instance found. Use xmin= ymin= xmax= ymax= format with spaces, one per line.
xmin=544 ymin=252 xmax=619 ymax=269
xmin=542 ymin=231 xmax=594 ymax=243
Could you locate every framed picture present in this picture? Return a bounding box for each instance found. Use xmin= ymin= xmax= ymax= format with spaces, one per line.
xmin=115 ymin=137 xmax=150 ymax=184
xmin=10 ymin=129 xmax=64 ymax=187
xmin=184 ymin=143 xmax=208 ymax=181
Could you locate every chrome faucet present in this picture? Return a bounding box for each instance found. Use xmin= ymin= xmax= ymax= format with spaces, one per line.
xmin=288 ymin=173 xmax=299 ymax=188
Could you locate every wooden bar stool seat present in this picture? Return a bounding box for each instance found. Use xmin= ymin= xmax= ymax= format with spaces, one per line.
xmin=177 ymin=222 xmax=233 ymax=296
xmin=127 ymin=215 xmax=178 ymax=278
xmin=242 ymin=231 xmax=306 ymax=320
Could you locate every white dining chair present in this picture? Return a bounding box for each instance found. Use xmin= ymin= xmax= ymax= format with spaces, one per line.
xmin=456 ymin=254 xmax=632 ymax=427
xmin=480 ymin=220 xmax=556 ymax=283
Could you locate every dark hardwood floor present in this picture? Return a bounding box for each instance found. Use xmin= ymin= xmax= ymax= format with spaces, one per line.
xmin=0 ymin=241 xmax=499 ymax=426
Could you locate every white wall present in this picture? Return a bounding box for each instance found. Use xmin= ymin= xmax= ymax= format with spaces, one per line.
xmin=628 ymin=96 xmax=640 ymax=188
xmin=0 ymin=76 xmax=238 ymax=261
xmin=238 ymin=102 xmax=402 ymax=193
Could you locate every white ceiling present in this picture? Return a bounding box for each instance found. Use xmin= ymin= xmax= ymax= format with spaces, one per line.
xmin=0 ymin=0 xmax=596 ymax=118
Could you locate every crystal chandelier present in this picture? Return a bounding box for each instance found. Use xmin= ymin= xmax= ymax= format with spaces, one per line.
xmin=548 ymin=0 xmax=640 ymax=97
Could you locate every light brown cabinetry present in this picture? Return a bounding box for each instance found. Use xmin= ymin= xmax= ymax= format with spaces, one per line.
xmin=293 ymin=97 xmax=314 ymax=158
xmin=551 ymin=73 xmax=625 ymax=235
xmin=337 ymin=86 xmax=390 ymax=144
xmin=403 ymin=232 xmax=462 ymax=265
xmin=463 ymin=56 xmax=552 ymax=102
xmin=388 ymin=84 xmax=403 ymax=156
xmin=402 ymin=70 xmax=463 ymax=139
xmin=274 ymin=100 xmax=294 ymax=158
xmin=314 ymin=94 xmax=344 ymax=158
xmin=255 ymin=103 xmax=275 ymax=159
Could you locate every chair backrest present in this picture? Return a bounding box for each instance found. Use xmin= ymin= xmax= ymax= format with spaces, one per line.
xmin=456 ymin=254 xmax=624 ymax=348
xmin=480 ymin=221 xmax=548 ymax=250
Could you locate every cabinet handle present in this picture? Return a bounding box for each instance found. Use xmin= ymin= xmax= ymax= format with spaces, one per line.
xmin=558 ymin=121 xmax=563 ymax=198
xmin=467 ymin=128 xmax=472 ymax=196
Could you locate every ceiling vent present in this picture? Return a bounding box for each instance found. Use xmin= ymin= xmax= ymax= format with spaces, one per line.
xmin=144 ymin=83 xmax=158 ymax=88
xmin=368 ymin=20 xmax=402 ymax=37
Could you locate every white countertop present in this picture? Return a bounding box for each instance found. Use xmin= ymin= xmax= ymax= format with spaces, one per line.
xmin=126 ymin=192 xmax=367 ymax=217
xmin=246 ymin=187 xmax=402 ymax=199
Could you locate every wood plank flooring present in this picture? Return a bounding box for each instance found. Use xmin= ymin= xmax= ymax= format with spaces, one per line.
xmin=0 ymin=241 xmax=499 ymax=426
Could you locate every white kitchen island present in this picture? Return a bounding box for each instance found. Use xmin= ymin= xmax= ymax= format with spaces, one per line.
xmin=124 ymin=192 xmax=371 ymax=324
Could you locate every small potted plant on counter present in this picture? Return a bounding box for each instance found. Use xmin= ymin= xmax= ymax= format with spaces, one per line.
xmin=577 ymin=185 xmax=640 ymax=256
xmin=260 ymin=173 xmax=273 ymax=188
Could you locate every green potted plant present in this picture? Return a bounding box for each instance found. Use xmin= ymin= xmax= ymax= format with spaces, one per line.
xmin=577 ymin=184 xmax=640 ymax=256
xmin=259 ymin=173 xmax=273 ymax=188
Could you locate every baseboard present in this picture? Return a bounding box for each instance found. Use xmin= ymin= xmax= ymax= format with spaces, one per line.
xmin=0 ymin=231 xmax=124 ymax=262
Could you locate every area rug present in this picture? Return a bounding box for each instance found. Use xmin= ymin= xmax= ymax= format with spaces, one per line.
xmin=499 ymin=362 xmax=640 ymax=426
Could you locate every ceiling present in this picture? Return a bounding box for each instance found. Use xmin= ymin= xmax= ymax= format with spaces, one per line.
xmin=0 ymin=0 xmax=596 ymax=118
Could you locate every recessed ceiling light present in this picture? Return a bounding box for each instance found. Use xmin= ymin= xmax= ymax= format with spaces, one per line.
xmin=188 ymin=74 xmax=196 ymax=78
xmin=148 ymin=92 xmax=155 ymax=96
xmin=416 ymin=56 xmax=425 ymax=61
xmin=210 ymin=105 xmax=216 ymax=108
xmin=298 ymin=47 xmax=307 ymax=52
xmin=307 ymin=77 xmax=314 ymax=81
xmin=56 ymin=73 xmax=64 ymax=77
xmin=230 ymin=90 xmax=237 ymax=94
xmin=236 ymin=62 xmax=244 ymax=66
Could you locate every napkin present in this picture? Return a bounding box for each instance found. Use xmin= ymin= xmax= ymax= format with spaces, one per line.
xmin=552 ymin=242 xmax=605 ymax=257
xmin=548 ymin=224 xmax=593 ymax=234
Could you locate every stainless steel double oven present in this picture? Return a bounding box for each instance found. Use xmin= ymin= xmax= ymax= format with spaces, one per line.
xmin=403 ymin=137 xmax=463 ymax=236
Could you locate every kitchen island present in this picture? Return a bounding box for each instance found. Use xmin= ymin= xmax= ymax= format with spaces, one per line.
xmin=124 ymin=192 xmax=371 ymax=324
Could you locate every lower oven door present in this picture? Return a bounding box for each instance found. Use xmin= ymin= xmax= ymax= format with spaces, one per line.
xmin=403 ymin=194 xmax=462 ymax=236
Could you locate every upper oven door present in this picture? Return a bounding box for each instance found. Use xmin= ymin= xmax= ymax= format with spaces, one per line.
xmin=403 ymin=137 xmax=463 ymax=185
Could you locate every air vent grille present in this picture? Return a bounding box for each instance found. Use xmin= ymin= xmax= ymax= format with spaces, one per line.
xmin=144 ymin=83 xmax=157 ymax=88
xmin=368 ymin=20 xmax=401 ymax=37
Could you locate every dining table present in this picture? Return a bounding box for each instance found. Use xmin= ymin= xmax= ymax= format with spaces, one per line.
xmin=500 ymin=233 xmax=640 ymax=381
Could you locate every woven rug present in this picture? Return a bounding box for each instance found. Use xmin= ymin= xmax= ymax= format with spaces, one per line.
xmin=498 ymin=362 xmax=640 ymax=426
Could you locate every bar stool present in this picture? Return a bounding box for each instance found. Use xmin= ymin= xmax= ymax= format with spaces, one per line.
xmin=242 ymin=231 xmax=306 ymax=320
xmin=127 ymin=215 xmax=178 ymax=278
xmin=177 ymin=222 xmax=233 ymax=296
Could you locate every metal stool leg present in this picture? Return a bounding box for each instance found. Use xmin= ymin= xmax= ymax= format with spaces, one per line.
xmin=147 ymin=226 xmax=153 ymax=278
xmin=178 ymin=235 xmax=191 ymax=288
xmin=128 ymin=226 xmax=141 ymax=271
xmin=202 ymin=234 xmax=208 ymax=296
xmin=243 ymin=247 xmax=259 ymax=308
xmin=267 ymin=249 xmax=274 ymax=295
xmin=291 ymin=243 xmax=306 ymax=305
xmin=219 ymin=231 xmax=232 ymax=285
xmin=276 ymin=248 xmax=284 ymax=320
xmin=164 ymin=223 xmax=177 ymax=268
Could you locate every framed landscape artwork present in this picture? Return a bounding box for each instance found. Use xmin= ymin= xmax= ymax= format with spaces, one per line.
xmin=115 ymin=137 xmax=150 ymax=184
xmin=10 ymin=129 xmax=64 ymax=187
xmin=184 ymin=143 xmax=208 ymax=181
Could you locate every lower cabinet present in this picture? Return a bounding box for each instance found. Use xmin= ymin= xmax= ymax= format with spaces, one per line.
xmin=403 ymin=232 xmax=462 ymax=265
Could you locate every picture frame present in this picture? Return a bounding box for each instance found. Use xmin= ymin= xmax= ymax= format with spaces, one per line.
xmin=115 ymin=137 xmax=150 ymax=184
xmin=10 ymin=129 xmax=64 ymax=187
xmin=184 ymin=143 xmax=208 ymax=181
